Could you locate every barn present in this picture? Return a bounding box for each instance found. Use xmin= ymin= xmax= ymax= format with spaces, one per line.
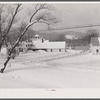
xmin=29 ymin=34 xmax=66 ymax=52
xmin=33 ymin=41 xmax=66 ymax=52
xmin=18 ymin=34 xmax=66 ymax=52
xmin=90 ymin=37 xmax=100 ymax=55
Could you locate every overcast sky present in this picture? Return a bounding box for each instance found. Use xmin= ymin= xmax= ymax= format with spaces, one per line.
xmin=15 ymin=3 xmax=100 ymax=32
xmin=54 ymin=3 xmax=100 ymax=27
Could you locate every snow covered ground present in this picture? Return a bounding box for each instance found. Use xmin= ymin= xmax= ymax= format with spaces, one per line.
xmin=0 ymin=50 xmax=100 ymax=88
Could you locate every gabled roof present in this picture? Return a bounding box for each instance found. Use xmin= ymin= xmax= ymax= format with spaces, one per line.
xmin=91 ymin=37 xmax=100 ymax=46
xmin=34 ymin=41 xmax=66 ymax=49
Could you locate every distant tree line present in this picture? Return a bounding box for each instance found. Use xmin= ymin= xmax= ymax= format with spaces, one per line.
xmin=54 ymin=29 xmax=100 ymax=46
xmin=4 ymin=28 xmax=36 ymax=44
xmin=4 ymin=28 xmax=100 ymax=47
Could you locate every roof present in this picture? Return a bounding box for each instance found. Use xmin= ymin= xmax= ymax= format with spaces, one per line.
xmin=34 ymin=34 xmax=39 ymax=38
xmin=91 ymin=37 xmax=100 ymax=46
xmin=34 ymin=41 xmax=66 ymax=49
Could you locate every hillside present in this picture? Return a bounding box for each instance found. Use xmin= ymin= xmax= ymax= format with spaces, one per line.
xmin=7 ymin=28 xmax=91 ymax=46
xmin=37 ymin=30 xmax=86 ymax=41
xmin=0 ymin=51 xmax=100 ymax=89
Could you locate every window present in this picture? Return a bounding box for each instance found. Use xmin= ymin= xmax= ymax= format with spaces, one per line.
xmin=96 ymin=49 xmax=99 ymax=53
xmin=59 ymin=49 xmax=61 ymax=52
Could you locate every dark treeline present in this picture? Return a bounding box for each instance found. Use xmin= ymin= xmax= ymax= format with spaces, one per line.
xmin=1 ymin=28 xmax=99 ymax=46
xmin=55 ymin=29 xmax=100 ymax=46
xmin=1 ymin=28 xmax=36 ymax=45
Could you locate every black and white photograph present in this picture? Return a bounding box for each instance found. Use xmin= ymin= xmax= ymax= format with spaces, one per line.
xmin=0 ymin=2 xmax=100 ymax=96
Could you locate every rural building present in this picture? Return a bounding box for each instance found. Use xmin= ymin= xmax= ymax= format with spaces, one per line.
xmin=74 ymin=46 xmax=90 ymax=51
xmin=32 ymin=34 xmax=66 ymax=52
xmin=90 ymin=37 xmax=100 ymax=55
xmin=19 ymin=34 xmax=66 ymax=52
xmin=33 ymin=41 xmax=66 ymax=52
xmin=19 ymin=41 xmax=33 ymax=53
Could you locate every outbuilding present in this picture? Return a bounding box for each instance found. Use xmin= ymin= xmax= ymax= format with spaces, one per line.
xmin=90 ymin=37 xmax=100 ymax=55
xmin=33 ymin=41 xmax=66 ymax=52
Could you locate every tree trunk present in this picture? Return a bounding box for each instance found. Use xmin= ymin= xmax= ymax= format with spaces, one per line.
xmin=0 ymin=4 xmax=21 ymax=51
xmin=0 ymin=23 xmax=33 ymax=73
xmin=0 ymin=13 xmax=2 ymax=50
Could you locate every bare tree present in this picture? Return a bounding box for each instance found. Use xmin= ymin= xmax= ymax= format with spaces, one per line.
xmin=0 ymin=4 xmax=7 ymax=49
xmin=0 ymin=3 xmax=59 ymax=73
xmin=18 ymin=22 xmax=27 ymax=33
xmin=0 ymin=4 xmax=22 ymax=50
xmin=87 ymin=29 xmax=100 ymax=37
xmin=36 ymin=12 xmax=60 ymax=30
xmin=17 ymin=21 xmax=27 ymax=41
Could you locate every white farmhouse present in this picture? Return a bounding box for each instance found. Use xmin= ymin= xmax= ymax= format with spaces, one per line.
xmin=32 ymin=34 xmax=66 ymax=52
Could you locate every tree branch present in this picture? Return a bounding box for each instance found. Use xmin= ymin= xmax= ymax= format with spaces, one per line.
xmin=29 ymin=4 xmax=47 ymax=23
xmin=0 ymin=3 xmax=58 ymax=73
xmin=0 ymin=20 xmax=37 ymax=73
xmin=2 ymin=4 xmax=22 ymax=44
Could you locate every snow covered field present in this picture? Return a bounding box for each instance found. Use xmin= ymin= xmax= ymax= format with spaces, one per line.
xmin=0 ymin=50 xmax=100 ymax=88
